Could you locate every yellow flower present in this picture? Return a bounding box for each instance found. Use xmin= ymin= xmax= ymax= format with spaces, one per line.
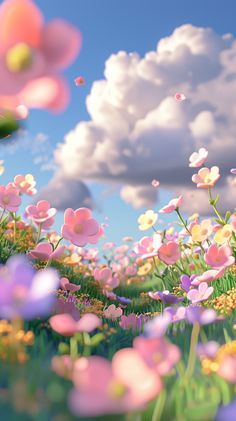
xmin=188 ymin=213 xmax=199 ymax=221
xmin=137 ymin=262 xmax=152 ymax=276
xmin=214 ymin=224 xmax=232 ymax=244
xmin=0 ymin=160 xmax=4 ymax=176
xmin=138 ymin=210 xmax=158 ymax=231
xmin=191 ymin=219 xmax=212 ymax=242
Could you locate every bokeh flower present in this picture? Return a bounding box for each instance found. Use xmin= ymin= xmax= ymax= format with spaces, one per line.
xmin=138 ymin=210 xmax=158 ymax=231
xmin=61 ymin=208 xmax=100 ymax=247
xmin=192 ymin=166 xmax=220 ymax=188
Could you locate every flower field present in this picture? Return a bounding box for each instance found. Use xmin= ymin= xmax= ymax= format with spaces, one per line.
xmin=0 ymin=1 xmax=236 ymax=420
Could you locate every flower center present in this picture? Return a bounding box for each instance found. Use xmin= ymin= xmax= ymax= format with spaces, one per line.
xmin=108 ymin=381 xmax=127 ymax=399
xmin=74 ymin=223 xmax=84 ymax=234
xmin=6 ymin=43 xmax=33 ymax=73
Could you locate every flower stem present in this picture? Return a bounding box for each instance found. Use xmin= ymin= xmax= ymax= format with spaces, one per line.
xmin=185 ymin=322 xmax=200 ymax=379
xmin=151 ymin=389 xmax=167 ymax=421
xmin=175 ymin=209 xmax=192 ymax=236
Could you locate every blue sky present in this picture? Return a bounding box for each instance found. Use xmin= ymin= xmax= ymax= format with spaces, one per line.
xmin=1 ymin=0 xmax=236 ymax=245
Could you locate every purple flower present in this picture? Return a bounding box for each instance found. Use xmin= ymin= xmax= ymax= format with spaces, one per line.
xmin=116 ymin=295 xmax=132 ymax=305
xmin=216 ymin=400 xmax=236 ymax=421
xmin=185 ymin=306 xmax=217 ymax=325
xmin=187 ymin=282 xmax=214 ymax=304
xmin=196 ymin=341 xmax=219 ymax=359
xmin=53 ymin=297 xmax=80 ymax=320
xmin=0 ymin=255 xmax=60 ymax=320
xmin=144 ymin=312 xmax=172 ymax=338
xmin=180 ymin=274 xmax=196 ymax=292
xmin=149 ymin=290 xmax=184 ymax=305
xmin=164 ymin=306 xmax=186 ymax=322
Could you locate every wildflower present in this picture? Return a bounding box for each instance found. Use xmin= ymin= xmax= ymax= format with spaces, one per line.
xmin=159 ymin=196 xmax=183 ymax=214
xmin=61 ymin=208 xmax=100 ymax=247
xmin=191 ymin=219 xmax=213 ymax=242
xmin=49 ymin=313 xmax=101 ymax=336
xmin=137 ymin=262 xmax=152 ymax=276
xmin=180 ymin=274 xmax=197 ymax=292
xmin=0 ymin=184 xmax=21 ymax=212
xmin=204 ymin=244 xmax=235 ymax=269
xmin=25 ymin=200 xmax=56 ymax=224
xmin=93 ymin=267 xmax=119 ymax=290
xmin=187 ymin=282 xmax=214 ymax=304
xmin=138 ymin=210 xmax=158 ymax=231
xmin=69 ymin=351 xmax=162 ymax=417
xmin=103 ymin=304 xmax=122 ymax=319
xmin=60 ymin=277 xmax=81 ymax=293
xmin=74 ymin=76 xmax=85 ymax=86
xmin=189 ymin=148 xmax=208 ymax=168
xmin=191 ymin=268 xmax=225 ymax=286
xmin=28 ymin=242 xmax=64 ymax=261
xmin=148 ymin=290 xmax=183 ymax=305
xmin=174 ymin=92 xmax=186 ymax=101
xmin=13 ymin=174 xmax=36 ymax=195
xmin=192 ymin=166 xmax=220 ymax=188
xmin=144 ymin=312 xmax=172 ymax=338
xmin=214 ymin=224 xmax=232 ymax=244
xmin=164 ymin=306 xmax=186 ymax=323
xmin=185 ymin=306 xmax=217 ymax=325
xmin=158 ymin=241 xmax=181 ymax=265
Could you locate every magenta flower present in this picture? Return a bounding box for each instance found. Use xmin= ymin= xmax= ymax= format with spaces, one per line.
xmin=0 ymin=184 xmax=21 ymax=212
xmin=93 ymin=267 xmax=119 ymax=290
xmin=204 ymin=244 xmax=235 ymax=269
xmin=180 ymin=274 xmax=197 ymax=292
xmin=134 ymin=234 xmax=162 ymax=259
xmin=69 ymin=351 xmax=162 ymax=417
xmin=187 ymin=282 xmax=214 ymax=304
xmin=186 ymin=306 xmax=217 ymax=325
xmin=28 ymin=242 xmax=64 ymax=261
xmin=0 ymin=0 xmax=81 ymax=112
xmin=133 ymin=336 xmax=181 ymax=376
xmin=189 ymin=148 xmax=208 ymax=168
xmin=49 ymin=313 xmax=101 ymax=336
xmin=53 ymin=297 xmax=80 ymax=320
xmin=158 ymin=241 xmax=181 ymax=265
xmin=159 ymin=195 xmax=183 ymax=213
xmin=60 ymin=277 xmax=81 ymax=293
xmin=0 ymin=254 xmax=59 ymax=319
xmin=61 ymin=208 xmax=100 ymax=247
xmin=25 ymin=200 xmax=56 ymax=224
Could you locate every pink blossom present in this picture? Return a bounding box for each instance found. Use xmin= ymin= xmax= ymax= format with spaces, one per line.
xmin=187 ymin=282 xmax=214 ymax=303
xmin=192 ymin=166 xmax=220 ymax=188
xmin=134 ymin=234 xmax=162 ymax=258
xmin=158 ymin=241 xmax=181 ymax=265
xmin=69 ymin=350 xmax=162 ymax=417
xmin=28 ymin=242 xmax=64 ymax=261
xmin=74 ymin=76 xmax=85 ymax=86
xmin=103 ymin=304 xmax=123 ymax=319
xmin=0 ymin=184 xmax=21 ymax=212
xmin=93 ymin=267 xmax=119 ymax=290
xmin=191 ymin=268 xmax=225 ymax=286
xmin=189 ymin=148 xmax=208 ymax=168
xmin=61 ymin=208 xmax=100 ymax=247
xmin=25 ymin=200 xmax=56 ymax=224
xmin=60 ymin=277 xmax=81 ymax=293
xmin=0 ymin=0 xmax=81 ymax=112
xmin=151 ymin=179 xmax=160 ymax=188
xmin=159 ymin=196 xmax=183 ymax=213
xmin=13 ymin=174 xmax=36 ymax=195
xmin=204 ymin=244 xmax=235 ymax=269
xmin=49 ymin=313 xmax=101 ymax=336
xmin=103 ymin=242 xmax=116 ymax=250
xmin=174 ymin=92 xmax=186 ymax=101
xmin=133 ymin=336 xmax=181 ymax=376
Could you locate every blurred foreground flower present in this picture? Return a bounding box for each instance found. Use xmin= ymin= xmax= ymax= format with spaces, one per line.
xmin=0 ymin=255 xmax=59 ymax=319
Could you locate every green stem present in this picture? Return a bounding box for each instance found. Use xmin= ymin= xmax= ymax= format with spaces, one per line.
xmin=36 ymin=223 xmax=42 ymax=244
xmin=151 ymin=389 xmax=167 ymax=421
xmin=70 ymin=337 xmax=78 ymax=359
xmin=175 ymin=208 xmax=192 ymax=236
xmin=185 ymin=322 xmax=200 ymax=379
xmin=208 ymin=188 xmax=225 ymax=224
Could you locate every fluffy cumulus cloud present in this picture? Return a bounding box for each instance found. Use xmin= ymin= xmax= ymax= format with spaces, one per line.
xmin=36 ymin=172 xmax=94 ymax=211
xmin=52 ymin=24 xmax=236 ymax=213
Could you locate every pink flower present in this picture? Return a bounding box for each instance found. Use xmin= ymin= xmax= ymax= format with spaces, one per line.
xmin=218 ymin=355 xmax=236 ymax=384
xmin=69 ymin=350 xmax=162 ymax=417
xmin=93 ymin=267 xmax=119 ymax=290
xmin=25 ymin=200 xmax=56 ymax=224
xmin=191 ymin=268 xmax=225 ymax=286
xmin=119 ymin=314 xmax=145 ymax=331
xmin=134 ymin=234 xmax=162 ymax=259
xmin=230 ymin=168 xmax=236 ymax=175
xmin=204 ymin=244 xmax=235 ymax=269
xmin=13 ymin=174 xmax=36 ymax=195
xmin=103 ymin=304 xmax=123 ymax=319
xmin=74 ymin=76 xmax=85 ymax=86
xmin=60 ymin=277 xmax=81 ymax=293
xmin=189 ymin=148 xmax=208 ymax=168
xmin=159 ymin=196 xmax=183 ymax=213
xmin=49 ymin=313 xmax=101 ymax=336
xmin=174 ymin=92 xmax=186 ymax=101
xmin=28 ymin=242 xmax=64 ymax=261
xmin=0 ymin=0 xmax=81 ymax=112
xmin=61 ymin=208 xmax=100 ymax=247
xmin=187 ymin=282 xmax=214 ymax=303
xmin=158 ymin=241 xmax=181 ymax=265
xmin=133 ymin=336 xmax=181 ymax=376
xmin=0 ymin=184 xmax=21 ymax=212
xmin=192 ymin=166 xmax=220 ymax=188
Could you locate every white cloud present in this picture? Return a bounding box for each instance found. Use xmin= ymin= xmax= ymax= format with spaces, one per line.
xmin=51 ymin=24 xmax=236 ymax=212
